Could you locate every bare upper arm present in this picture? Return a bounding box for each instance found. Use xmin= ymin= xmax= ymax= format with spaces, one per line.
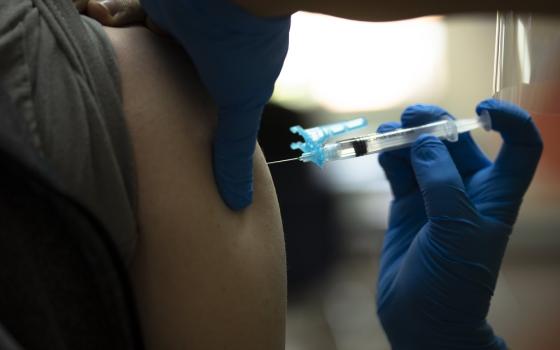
xmin=103 ymin=25 xmax=287 ymax=350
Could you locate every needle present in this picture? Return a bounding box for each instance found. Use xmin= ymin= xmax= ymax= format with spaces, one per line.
xmin=266 ymin=157 xmax=300 ymax=165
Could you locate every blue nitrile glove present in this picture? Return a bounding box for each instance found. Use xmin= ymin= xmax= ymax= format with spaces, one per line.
xmin=140 ymin=0 xmax=290 ymax=209
xmin=376 ymin=98 xmax=543 ymax=349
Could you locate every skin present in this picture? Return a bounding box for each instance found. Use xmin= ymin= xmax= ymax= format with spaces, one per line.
xmin=75 ymin=0 xmax=163 ymax=32
xmin=233 ymin=0 xmax=560 ymax=19
xmin=103 ymin=25 xmax=287 ymax=350
xmin=72 ymin=0 xmax=88 ymax=12
xmin=75 ymin=0 xmax=560 ymax=27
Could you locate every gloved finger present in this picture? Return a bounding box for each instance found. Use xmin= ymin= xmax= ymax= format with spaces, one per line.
xmin=476 ymin=98 xmax=543 ymax=187
xmin=87 ymin=0 xmax=145 ymax=27
xmin=377 ymin=122 xmax=417 ymax=198
xmin=403 ymin=104 xmax=491 ymax=178
xmin=401 ymin=104 xmax=449 ymax=128
xmin=376 ymin=104 xmax=446 ymax=199
xmin=411 ymin=135 xmax=477 ymax=220
xmin=377 ymin=122 xmax=427 ymax=278
xmin=213 ymin=107 xmax=263 ymax=211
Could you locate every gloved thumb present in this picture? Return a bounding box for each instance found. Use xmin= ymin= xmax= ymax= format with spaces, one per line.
xmin=212 ymin=106 xmax=262 ymax=211
xmin=410 ymin=135 xmax=476 ymax=220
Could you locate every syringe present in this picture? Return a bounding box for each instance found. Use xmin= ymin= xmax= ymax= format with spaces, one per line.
xmin=268 ymin=112 xmax=491 ymax=167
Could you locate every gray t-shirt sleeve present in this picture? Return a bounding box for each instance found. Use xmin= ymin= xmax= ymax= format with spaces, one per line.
xmin=0 ymin=0 xmax=138 ymax=263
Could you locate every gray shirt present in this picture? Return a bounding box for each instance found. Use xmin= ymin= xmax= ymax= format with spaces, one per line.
xmin=0 ymin=0 xmax=137 ymax=262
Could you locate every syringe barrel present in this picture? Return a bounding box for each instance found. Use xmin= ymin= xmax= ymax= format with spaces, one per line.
xmin=322 ymin=119 xmax=459 ymax=163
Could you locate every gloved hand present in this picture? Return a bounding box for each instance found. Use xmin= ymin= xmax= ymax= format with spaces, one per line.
xmin=140 ymin=0 xmax=290 ymax=210
xmin=376 ymin=98 xmax=543 ymax=349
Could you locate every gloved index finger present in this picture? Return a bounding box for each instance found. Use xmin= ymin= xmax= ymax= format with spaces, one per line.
xmin=476 ymin=98 xmax=543 ymax=185
xmin=402 ymin=104 xmax=491 ymax=178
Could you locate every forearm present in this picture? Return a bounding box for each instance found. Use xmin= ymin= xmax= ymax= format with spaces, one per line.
xmin=233 ymin=0 xmax=560 ymax=20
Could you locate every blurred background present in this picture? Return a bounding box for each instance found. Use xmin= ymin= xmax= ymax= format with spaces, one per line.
xmin=257 ymin=12 xmax=560 ymax=350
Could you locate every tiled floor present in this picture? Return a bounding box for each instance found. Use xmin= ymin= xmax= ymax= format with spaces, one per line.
xmin=286 ymin=255 xmax=560 ymax=350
